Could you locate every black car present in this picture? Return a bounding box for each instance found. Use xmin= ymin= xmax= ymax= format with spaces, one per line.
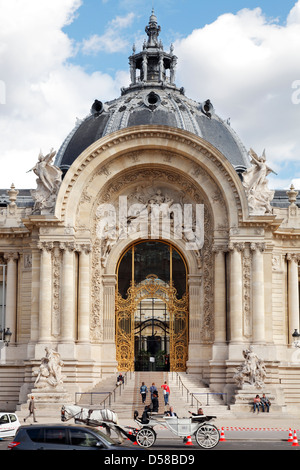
xmin=8 ymin=423 xmax=131 ymax=450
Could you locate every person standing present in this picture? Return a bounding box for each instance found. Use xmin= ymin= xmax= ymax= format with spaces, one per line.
xmin=151 ymin=391 xmax=159 ymax=413
xmin=24 ymin=395 xmax=37 ymax=422
xmin=161 ymin=381 xmax=170 ymax=406
xmin=140 ymin=382 xmax=148 ymax=404
xmin=150 ymin=382 xmax=157 ymax=399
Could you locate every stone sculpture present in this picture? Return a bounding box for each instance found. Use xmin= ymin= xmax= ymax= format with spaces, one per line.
xmin=234 ymin=346 xmax=267 ymax=389
xmin=29 ymin=149 xmax=62 ymax=214
xmin=34 ymin=347 xmax=66 ymax=389
xmin=242 ymin=148 xmax=275 ymax=215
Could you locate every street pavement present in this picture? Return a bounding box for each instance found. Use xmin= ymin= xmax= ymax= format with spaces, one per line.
xmin=1 ymin=414 xmax=300 ymax=452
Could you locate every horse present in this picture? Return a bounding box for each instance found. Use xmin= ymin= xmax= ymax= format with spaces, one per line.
xmin=61 ymin=405 xmax=125 ymax=443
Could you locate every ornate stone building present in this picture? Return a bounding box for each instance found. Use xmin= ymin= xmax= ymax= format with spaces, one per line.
xmin=0 ymin=11 xmax=299 ymax=413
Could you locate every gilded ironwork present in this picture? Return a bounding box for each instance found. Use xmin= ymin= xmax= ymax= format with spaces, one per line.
xmin=116 ymin=274 xmax=188 ymax=372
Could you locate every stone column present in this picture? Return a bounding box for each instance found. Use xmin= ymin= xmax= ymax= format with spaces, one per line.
xmin=213 ymin=247 xmax=227 ymax=343
xmin=188 ymin=274 xmax=202 ymax=343
xmin=102 ymin=274 xmax=118 ymax=370
xmin=102 ymin=274 xmax=117 ymax=342
xmin=60 ymin=242 xmax=76 ymax=343
xmin=229 ymin=243 xmax=244 ymax=343
xmin=38 ymin=242 xmax=53 ymax=342
xmin=30 ymin=248 xmax=40 ymax=343
xmin=251 ymin=243 xmax=266 ymax=344
xmin=186 ymin=274 xmax=202 ymax=372
xmin=3 ymin=252 xmax=18 ymax=343
xmin=77 ymin=244 xmax=91 ymax=343
xmin=287 ymin=253 xmax=300 ymax=344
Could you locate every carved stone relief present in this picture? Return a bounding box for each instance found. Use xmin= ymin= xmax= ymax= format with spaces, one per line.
xmin=86 ymin=165 xmax=224 ymax=344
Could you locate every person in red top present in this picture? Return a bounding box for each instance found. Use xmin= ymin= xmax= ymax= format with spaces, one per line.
xmin=161 ymin=381 xmax=170 ymax=406
xmin=253 ymin=394 xmax=261 ymax=413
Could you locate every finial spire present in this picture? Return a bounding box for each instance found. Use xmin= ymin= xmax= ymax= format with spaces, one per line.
xmin=145 ymin=8 xmax=161 ymax=47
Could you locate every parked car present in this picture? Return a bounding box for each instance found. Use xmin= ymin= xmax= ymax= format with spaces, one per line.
xmin=0 ymin=413 xmax=20 ymax=438
xmin=8 ymin=423 xmax=133 ymax=450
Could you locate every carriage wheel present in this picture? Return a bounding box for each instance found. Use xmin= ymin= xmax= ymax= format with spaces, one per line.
xmin=195 ymin=424 xmax=220 ymax=449
xmin=135 ymin=427 xmax=156 ymax=448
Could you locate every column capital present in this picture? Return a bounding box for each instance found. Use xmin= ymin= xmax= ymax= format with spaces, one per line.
xmin=37 ymin=241 xmax=53 ymax=253
xmin=59 ymin=241 xmax=76 ymax=252
xmin=76 ymin=243 xmax=92 ymax=255
xmin=250 ymin=242 xmax=265 ymax=253
xmin=286 ymin=253 xmax=300 ymax=263
xmin=228 ymin=242 xmax=244 ymax=253
xmin=3 ymin=252 xmax=19 ymax=261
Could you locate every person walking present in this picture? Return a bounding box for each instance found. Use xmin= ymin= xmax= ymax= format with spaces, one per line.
xmin=161 ymin=381 xmax=170 ymax=406
xmin=150 ymin=382 xmax=157 ymax=399
xmin=140 ymin=382 xmax=148 ymax=404
xmin=24 ymin=395 xmax=37 ymax=422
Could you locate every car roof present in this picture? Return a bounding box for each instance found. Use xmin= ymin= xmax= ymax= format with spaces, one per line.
xmin=19 ymin=423 xmax=97 ymax=429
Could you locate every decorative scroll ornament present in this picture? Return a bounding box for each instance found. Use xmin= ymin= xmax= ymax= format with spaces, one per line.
xmin=242 ymin=148 xmax=275 ymax=215
xmin=233 ymin=346 xmax=267 ymax=389
xmin=29 ymin=149 xmax=62 ymax=214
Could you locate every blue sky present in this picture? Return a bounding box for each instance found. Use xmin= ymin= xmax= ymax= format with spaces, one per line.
xmin=0 ymin=0 xmax=299 ymax=189
xmin=64 ymin=0 xmax=298 ymax=74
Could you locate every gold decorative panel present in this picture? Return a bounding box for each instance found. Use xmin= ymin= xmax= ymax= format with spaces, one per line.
xmin=116 ymin=273 xmax=188 ymax=372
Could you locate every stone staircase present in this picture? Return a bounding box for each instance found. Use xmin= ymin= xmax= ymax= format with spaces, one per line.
xmin=77 ymin=371 xmax=231 ymax=420
xmin=16 ymin=371 xmax=232 ymax=422
xmin=173 ymin=373 xmax=231 ymax=417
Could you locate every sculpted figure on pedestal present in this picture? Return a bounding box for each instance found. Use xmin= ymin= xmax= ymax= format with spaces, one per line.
xmin=34 ymin=347 xmax=66 ymax=389
xmin=29 ymin=149 xmax=62 ymax=214
xmin=242 ymin=148 xmax=275 ymax=215
xmin=234 ymin=346 xmax=267 ymax=389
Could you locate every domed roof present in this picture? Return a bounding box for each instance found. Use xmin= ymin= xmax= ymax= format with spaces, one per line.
xmin=55 ymin=11 xmax=250 ymax=176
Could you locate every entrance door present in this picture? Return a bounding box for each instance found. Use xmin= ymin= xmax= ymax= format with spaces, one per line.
xmin=116 ymin=241 xmax=188 ymax=372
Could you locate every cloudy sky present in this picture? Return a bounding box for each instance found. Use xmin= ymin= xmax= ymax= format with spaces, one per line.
xmin=0 ymin=0 xmax=299 ymax=190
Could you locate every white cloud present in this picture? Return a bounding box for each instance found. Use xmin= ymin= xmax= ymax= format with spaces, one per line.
xmin=0 ymin=1 xmax=299 ymax=194
xmin=291 ymin=179 xmax=300 ymax=189
xmin=174 ymin=4 xmax=300 ymax=189
xmin=81 ymin=12 xmax=136 ymax=54
xmin=0 ymin=0 xmax=123 ymax=189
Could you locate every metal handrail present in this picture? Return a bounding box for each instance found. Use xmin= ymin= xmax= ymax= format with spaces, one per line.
xmin=172 ymin=371 xmax=228 ymax=408
xmin=191 ymin=392 xmax=227 ymax=407
xmin=75 ymin=371 xmax=132 ymax=408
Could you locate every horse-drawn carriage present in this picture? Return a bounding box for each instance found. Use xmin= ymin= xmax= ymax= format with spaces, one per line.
xmin=133 ymin=410 xmax=220 ymax=449
xmin=61 ymin=405 xmax=220 ymax=449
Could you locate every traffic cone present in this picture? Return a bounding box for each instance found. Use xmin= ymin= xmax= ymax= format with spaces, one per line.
xmin=292 ymin=430 xmax=299 ymax=447
xmin=185 ymin=435 xmax=193 ymax=446
xmin=220 ymin=427 xmax=226 ymax=442
xmin=288 ymin=428 xmax=293 ymax=442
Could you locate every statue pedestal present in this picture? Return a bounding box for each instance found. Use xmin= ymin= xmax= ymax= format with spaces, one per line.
xmin=230 ymin=385 xmax=286 ymax=414
xmin=16 ymin=387 xmax=72 ymax=420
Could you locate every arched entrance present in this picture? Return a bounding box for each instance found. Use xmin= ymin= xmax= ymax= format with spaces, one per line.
xmin=116 ymin=241 xmax=189 ymax=372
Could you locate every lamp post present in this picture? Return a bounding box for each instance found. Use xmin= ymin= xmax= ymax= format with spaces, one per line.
xmin=0 ymin=327 xmax=12 ymax=346
xmin=292 ymin=329 xmax=300 ymax=348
